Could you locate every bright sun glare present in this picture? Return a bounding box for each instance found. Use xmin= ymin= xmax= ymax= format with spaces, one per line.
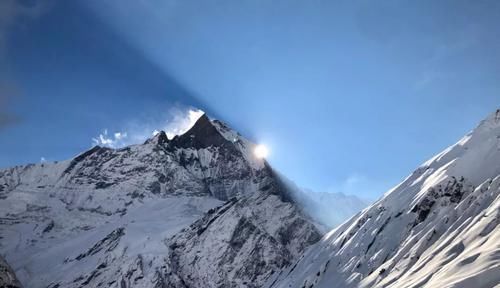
xmin=254 ymin=144 xmax=269 ymax=159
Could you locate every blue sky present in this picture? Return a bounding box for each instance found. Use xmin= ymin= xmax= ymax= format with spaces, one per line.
xmin=0 ymin=0 xmax=499 ymax=198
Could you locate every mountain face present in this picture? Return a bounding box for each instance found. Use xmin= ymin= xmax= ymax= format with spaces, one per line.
xmin=164 ymin=174 xmax=321 ymax=288
xmin=268 ymin=110 xmax=500 ymax=288
xmin=0 ymin=114 xmax=321 ymax=288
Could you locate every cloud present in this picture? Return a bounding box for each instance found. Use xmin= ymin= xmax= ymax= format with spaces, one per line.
xmin=92 ymin=129 xmax=128 ymax=148
xmin=162 ymin=108 xmax=204 ymax=139
xmin=91 ymin=107 xmax=204 ymax=148
xmin=40 ymin=157 xmax=46 ymax=163
xmin=114 ymin=132 xmax=126 ymax=140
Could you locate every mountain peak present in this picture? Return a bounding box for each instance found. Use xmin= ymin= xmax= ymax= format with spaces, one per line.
xmin=144 ymin=130 xmax=169 ymax=145
xmin=189 ymin=113 xmax=212 ymax=132
xmin=170 ymin=113 xmax=231 ymax=149
xmin=475 ymin=108 xmax=500 ymax=132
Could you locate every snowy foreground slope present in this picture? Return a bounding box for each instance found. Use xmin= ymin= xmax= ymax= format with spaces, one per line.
xmin=0 ymin=114 xmax=328 ymax=288
xmin=268 ymin=110 xmax=500 ymax=288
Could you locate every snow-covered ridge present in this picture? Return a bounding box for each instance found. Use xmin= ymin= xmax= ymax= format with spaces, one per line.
xmin=268 ymin=109 xmax=500 ymax=288
xmin=0 ymin=112 xmax=321 ymax=288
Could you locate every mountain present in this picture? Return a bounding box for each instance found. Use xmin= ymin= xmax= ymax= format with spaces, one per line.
xmin=268 ymin=109 xmax=500 ymax=288
xmin=0 ymin=114 xmax=321 ymax=288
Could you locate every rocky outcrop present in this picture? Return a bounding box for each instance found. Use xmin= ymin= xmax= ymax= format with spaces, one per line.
xmin=0 ymin=256 xmax=22 ymax=288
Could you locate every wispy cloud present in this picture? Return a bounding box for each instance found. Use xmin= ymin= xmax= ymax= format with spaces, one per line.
xmin=91 ymin=107 xmax=204 ymax=148
xmin=92 ymin=129 xmax=129 ymax=148
xmin=162 ymin=108 xmax=204 ymax=139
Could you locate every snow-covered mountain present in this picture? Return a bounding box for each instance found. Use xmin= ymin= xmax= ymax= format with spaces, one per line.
xmin=268 ymin=110 xmax=500 ymax=288
xmin=0 ymin=114 xmax=322 ymax=288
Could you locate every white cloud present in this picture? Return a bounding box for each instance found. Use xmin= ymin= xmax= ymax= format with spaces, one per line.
xmin=92 ymin=128 xmax=128 ymax=148
xmin=163 ymin=108 xmax=204 ymax=139
xmin=91 ymin=107 xmax=204 ymax=148
xmin=114 ymin=132 xmax=127 ymax=140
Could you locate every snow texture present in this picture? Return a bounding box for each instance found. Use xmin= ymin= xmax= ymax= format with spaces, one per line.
xmin=268 ymin=109 xmax=500 ymax=288
xmin=0 ymin=114 xmax=321 ymax=288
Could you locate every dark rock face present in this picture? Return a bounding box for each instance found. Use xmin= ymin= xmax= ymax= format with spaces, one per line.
xmin=63 ymin=146 xmax=111 ymax=175
xmin=412 ymin=176 xmax=469 ymax=226
xmin=0 ymin=256 xmax=22 ymax=288
xmin=74 ymin=228 xmax=125 ymax=261
xmin=144 ymin=131 xmax=169 ymax=145
xmin=164 ymin=174 xmax=321 ymax=288
xmin=51 ymin=113 xmax=258 ymax=206
xmin=170 ymin=114 xmax=234 ymax=150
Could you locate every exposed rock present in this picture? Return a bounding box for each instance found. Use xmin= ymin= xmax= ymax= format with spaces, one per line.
xmin=165 ymin=174 xmax=321 ymax=288
xmin=0 ymin=256 xmax=22 ymax=288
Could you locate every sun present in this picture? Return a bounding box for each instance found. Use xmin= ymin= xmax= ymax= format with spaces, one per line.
xmin=254 ymin=144 xmax=269 ymax=159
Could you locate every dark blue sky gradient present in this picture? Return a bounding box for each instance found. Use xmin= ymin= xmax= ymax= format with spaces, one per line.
xmin=1 ymin=1 xmax=208 ymax=165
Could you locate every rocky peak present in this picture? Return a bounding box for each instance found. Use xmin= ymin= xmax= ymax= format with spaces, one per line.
xmin=170 ymin=113 xmax=232 ymax=149
xmin=144 ymin=130 xmax=169 ymax=145
xmin=474 ymin=108 xmax=500 ymax=133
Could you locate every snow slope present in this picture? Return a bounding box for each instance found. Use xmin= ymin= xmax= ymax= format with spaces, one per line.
xmin=0 ymin=114 xmax=321 ymax=288
xmin=268 ymin=109 xmax=500 ymax=288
